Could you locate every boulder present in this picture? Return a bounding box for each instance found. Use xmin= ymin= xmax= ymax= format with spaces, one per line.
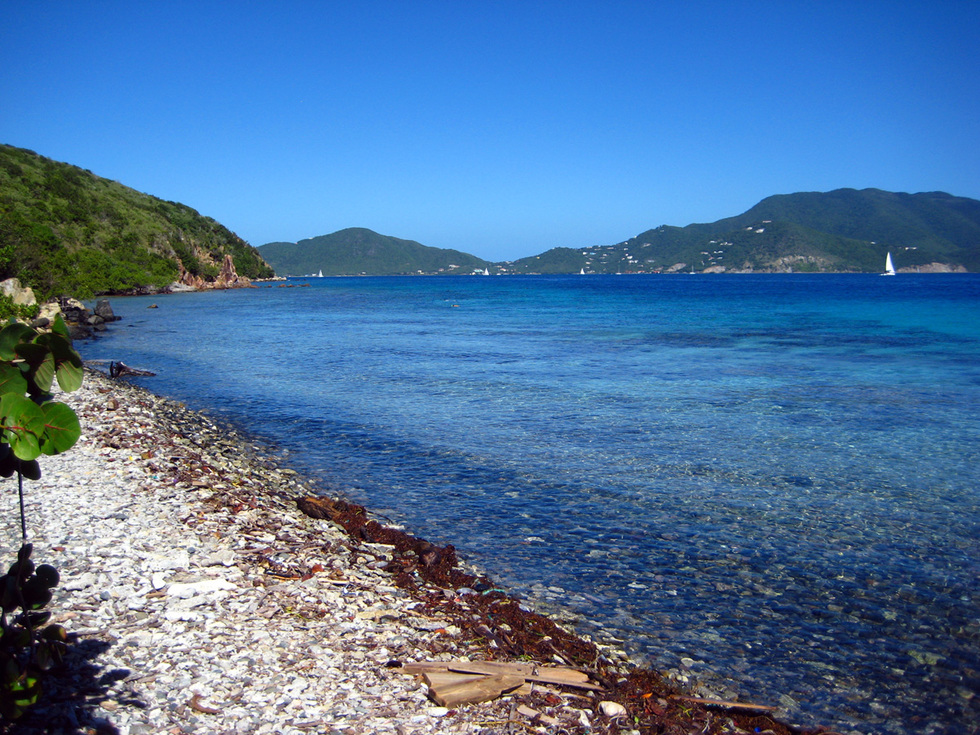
xmin=0 ymin=278 xmax=36 ymax=306
xmin=94 ymin=299 xmax=120 ymax=322
xmin=57 ymin=296 xmax=93 ymax=340
xmin=37 ymin=301 xmax=63 ymax=323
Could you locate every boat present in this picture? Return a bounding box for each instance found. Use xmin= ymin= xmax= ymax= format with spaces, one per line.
xmin=881 ymin=252 xmax=896 ymax=276
xmin=580 ymin=268 xmax=586 ymax=275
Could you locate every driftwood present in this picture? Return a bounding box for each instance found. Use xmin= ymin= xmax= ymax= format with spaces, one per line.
xmin=401 ymin=660 xmax=601 ymax=690
xmin=426 ymin=673 xmax=526 ymax=707
xmin=109 ymin=361 xmax=157 ymax=378
xmin=668 ymin=694 xmax=777 ymax=712
xmin=400 ymin=659 xmax=602 ymax=707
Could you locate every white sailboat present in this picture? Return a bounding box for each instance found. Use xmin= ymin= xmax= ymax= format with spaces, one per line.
xmin=317 ymin=269 xmax=323 ymax=277
xmin=881 ymin=252 xmax=896 ymax=276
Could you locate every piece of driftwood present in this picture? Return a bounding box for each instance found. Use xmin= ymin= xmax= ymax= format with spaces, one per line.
xmin=427 ymin=673 xmax=526 ymax=707
xmin=424 ymin=671 xmax=534 ymax=696
xmin=668 ymin=694 xmax=777 ymax=712
xmin=402 ymin=660 xmax=602 ymax=691
xmin=516 ymin=704 xmax=560 ymax=726
xmin=109 ymin=361 xmax=157 ymax=378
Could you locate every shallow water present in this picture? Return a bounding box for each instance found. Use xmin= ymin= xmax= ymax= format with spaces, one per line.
xmin=79 ymin=274 xmax=980 ymax=734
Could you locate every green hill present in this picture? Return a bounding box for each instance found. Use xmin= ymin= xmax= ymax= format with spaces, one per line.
xmin=0 ymin=144 xmax=273 ymax=299
xmin=259 ymin=228 xmax=489 ymax=276
xmin=505 ymin=189 xmax=980 ymax=274
xmin=4 ymin=141 xmax=976 ymax=287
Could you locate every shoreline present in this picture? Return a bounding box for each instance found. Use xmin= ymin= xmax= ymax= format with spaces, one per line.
xmin=2 ymin=368 xmax=822 ymax=734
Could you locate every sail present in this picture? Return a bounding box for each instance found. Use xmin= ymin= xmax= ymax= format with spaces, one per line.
xmin=882 ymin=252 xmax=896 ymax=276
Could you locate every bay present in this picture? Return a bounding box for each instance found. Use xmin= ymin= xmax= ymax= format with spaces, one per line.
xmin=78 ymin=274 xmax=980 ymax=734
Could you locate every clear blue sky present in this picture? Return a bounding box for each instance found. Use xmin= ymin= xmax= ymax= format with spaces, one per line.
xmin=2 ymin=1 xmax=978 ymax=261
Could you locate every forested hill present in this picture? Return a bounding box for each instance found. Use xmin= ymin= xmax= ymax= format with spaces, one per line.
xmin=259 ymin=228 xmax=489 ymax=276
xmin=506 ymin=189 xmax=980 ymax=274
xmin=0 ymin=144 xmax=273 ymax=299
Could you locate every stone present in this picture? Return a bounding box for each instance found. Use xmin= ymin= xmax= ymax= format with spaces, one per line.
xmin=599 ymin=700 xmax=627 ymax=717
xmin=166 ymin=578 xmax=237 ymax=598
xmin=0 ymin=277 xmax=36 ymax=306
xmin=94 ymin=298 xmax=119 ymax=321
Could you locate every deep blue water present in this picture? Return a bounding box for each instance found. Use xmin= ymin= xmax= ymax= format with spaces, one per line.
xmin=79 ymin=275 xmax=980 ymax=734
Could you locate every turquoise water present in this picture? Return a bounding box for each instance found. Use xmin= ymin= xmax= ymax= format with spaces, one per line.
xmin=79 ymin=275 xmax=980 ymax=734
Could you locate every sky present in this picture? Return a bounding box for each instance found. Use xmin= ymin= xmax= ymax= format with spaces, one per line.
xmin=2 ymin=1 xmax=978 ymax=262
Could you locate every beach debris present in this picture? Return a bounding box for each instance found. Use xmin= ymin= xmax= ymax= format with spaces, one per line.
xmin=400 ymin=660 xmax=602 ymax=691
xmin=428 ymin=673 xmax=525 ymax=707
xmin=515 ymin=703 xmax=560 ymax=726
xmin=599 ymin=700 xmax=627 ymax=717
xmin=109 ymin=361 xmax=157 ymax=378
xmin=399 ymin=659 xmax=601 ymax=708
xmin=668 ymin=694 xmax=777 ymax=712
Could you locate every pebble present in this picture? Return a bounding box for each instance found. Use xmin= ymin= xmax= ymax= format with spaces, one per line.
xmin=0 ymin=370 xmax=484 ymax=734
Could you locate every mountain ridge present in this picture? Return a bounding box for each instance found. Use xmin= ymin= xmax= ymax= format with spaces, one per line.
xmin=261 ymin=188 xmax=980 ymax=276
xmin=3 ymin=142 xmax=977 ymax=293
xmin=259 ymin=228 xmax=488 ymax=276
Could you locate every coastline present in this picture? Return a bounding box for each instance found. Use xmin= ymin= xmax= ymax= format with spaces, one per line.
xmin=1 ymin=368 xmax=816 ymax=735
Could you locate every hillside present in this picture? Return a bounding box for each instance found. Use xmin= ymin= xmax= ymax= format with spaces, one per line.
xmin=0 ymin=144 xmax=274 ymax=299
xmin=259 ymin=228 xmax=489 ymax=276
xmin=504 ymin=189 xmax=980 ymax=274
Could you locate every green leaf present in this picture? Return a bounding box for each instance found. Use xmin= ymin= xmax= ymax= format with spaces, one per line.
xmin=0 ymin=363 xmax=28 ymax=396
xmin=0 ymin=394 xmax=45 ymax=460
xmin=40 ymin=624 xmax=67 ymax=642
xmin=14 ymin=343 xmax=55 ymax=394
xmin=49 ymin=314 xmax=71 ymax=340
xmin=17 ymin=459 xmax=41 ymax=481
xmin=0 ymin=449 xmax=17 ymax=478
xmin=0 ymin=323 xmax=35 ymax=362
xmin=39 ymin=402 xmax=80 ymax=455
xmin=35 ymin=334 xmax=83 ymax=393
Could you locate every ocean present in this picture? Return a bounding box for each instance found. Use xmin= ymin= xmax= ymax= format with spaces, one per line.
xmin=77 ymin=274 xmax=980 ymax=734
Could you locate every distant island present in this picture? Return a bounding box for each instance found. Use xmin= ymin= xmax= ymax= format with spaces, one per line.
xmin=261 ymin=189 xmax=980 ymax=276
xmin=259 ymin=228 xmax=488 ymax=277
xmin=2 ymin=142 xmax=978 ymax=304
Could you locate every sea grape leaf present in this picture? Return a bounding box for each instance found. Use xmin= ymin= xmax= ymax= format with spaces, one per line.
xmin=55 ymin=355 xmax=83 ymax=393
xmin=18 ymin=458 xmax=41 ymax=481
xmin=0 ymin=449 xmax=16 ymax=478
xmin=0 ymin=323 xmax=35 ymax=362
xmin=0 ymin=363 xmax=28 ymax=397
xmin=0 ymin=393 xmax=45 ymax=460
xmin=39 ymin=402 xmax=80 ymax=455
xmin=34 ymin=333 xmax=83 ymax=393
xmin=14 ymin=343 xmax=55 ymax=394
xmin=50 ymin=314 xmax=71 ymax=340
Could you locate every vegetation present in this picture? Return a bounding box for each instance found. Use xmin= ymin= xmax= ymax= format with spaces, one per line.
xmin=0 ymin=316 xmax=82 ymax=720
xmin=0 ymin=144 xmax=273 ymax=300
xmin=259 ymin=228 xmax=489 ymax=276
xmin=5 ymin=141 xmax=976 ymax=282
xmin=0 ymin=297 xmax=37 ymax=325
xmin=505 ymin=188 xmax=980 ymax=274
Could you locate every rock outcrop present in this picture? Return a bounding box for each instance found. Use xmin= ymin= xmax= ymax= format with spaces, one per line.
xmin=0 ymin=277 xmax=36 ymax=306
xmin=176 ymin=254 xmax=253 ymax=291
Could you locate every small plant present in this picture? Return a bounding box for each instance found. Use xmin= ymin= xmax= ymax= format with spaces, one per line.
xmin=0 ymin=296 xmax=38 ymax=324
xmin=0 ymin=543 xmax=66 ymax=720
xmin=0 ymin=315 xmax=82 ymax=720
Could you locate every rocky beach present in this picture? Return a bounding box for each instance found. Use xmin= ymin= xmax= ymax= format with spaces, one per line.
xmin=1 ymin=368 xmax=832 ymax=735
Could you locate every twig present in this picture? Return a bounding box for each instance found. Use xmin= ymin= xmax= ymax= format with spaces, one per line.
xmin=188 ymin=693 xmax=221 ymax=714
xmin=18 ymin=470 xmax=27 ymax=541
